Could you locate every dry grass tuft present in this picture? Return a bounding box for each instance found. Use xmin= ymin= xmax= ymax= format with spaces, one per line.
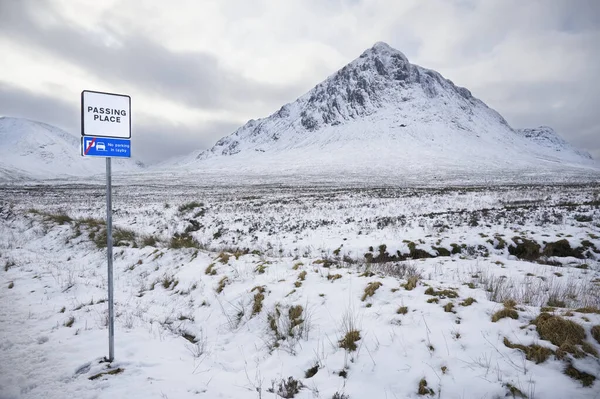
xmin=425 ymin=287 xmax=458 ymax=298
xmin=564 ymin=364 xmax=596 ymax=387
xmin=216 ymin=276 xmax=229 ymax=293
xmin=417 ymin=378 xmax=434 ymax=396
xmin=252 ymin=287 xmax=265 ymax=316
xmin=460 ymin=297 xmax=477 ymax=306
xmin=397 ymin=306 xmax=408 ymax=315
xmin=443 ymin=303 xmax=455 ymax=313
xmin=575 ymin=307 xmax=600 ymax=314
xmin=361 ymin=281 xmax=383 ymax=301
xmin=402 ymin=275 xmax=420 ymax=291
xmin=288 ymin=305 xmax=304 ymax=332
xmin=64 ymin=316 xmax=75 ymax=328
xmin=533 ymin=313 xmax=585 ymax=348
xmin=503 ymin=337 xmax=553 ymax=364
xmin=205 ymin=263 xmax=217 ymax=275
xmin=339 ymin=330 xmax=361 ymax=352
xmin=217 ymin=252 xmax=230 ymax=264
xmin=591 ymin=325 xmax=600 ymax=345
xmin=491 ymin=308 xmax=519 ymax=322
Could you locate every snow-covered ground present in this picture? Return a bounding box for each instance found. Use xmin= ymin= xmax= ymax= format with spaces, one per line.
xmin=1 ymin=182 xmax=600 ymax=399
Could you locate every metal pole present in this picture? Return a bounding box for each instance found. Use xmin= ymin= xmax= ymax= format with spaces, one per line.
xmin=106 ymin=157 xmax=115 ymax=362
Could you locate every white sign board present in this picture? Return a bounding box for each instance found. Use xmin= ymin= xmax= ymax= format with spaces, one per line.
xmin=81 ymin=90 xmax=131 ymax=139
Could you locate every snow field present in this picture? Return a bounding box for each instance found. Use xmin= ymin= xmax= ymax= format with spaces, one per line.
xmin=1 ymin=184 xmax=600 ymax=398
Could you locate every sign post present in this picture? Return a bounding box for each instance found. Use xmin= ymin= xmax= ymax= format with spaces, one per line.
xmin=81 ymin=90 xmax=131 ymax=362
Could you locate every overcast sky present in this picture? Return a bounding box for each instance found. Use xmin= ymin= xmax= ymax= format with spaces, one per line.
xmin=1 ymin=0 xmax=599 ymax=162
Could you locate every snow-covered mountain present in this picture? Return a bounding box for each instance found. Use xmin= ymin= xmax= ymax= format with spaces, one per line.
xmin=178 ymin=42 xmax=597 ymax=182
xmin=515 ymin=126 xmax=592 ymax=160
xmin=0 ymin=117 xmax=144 ymax=181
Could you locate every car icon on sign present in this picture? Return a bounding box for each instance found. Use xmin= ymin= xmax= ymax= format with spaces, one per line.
xmin=96 ymin=142 xmax=106 ymax=151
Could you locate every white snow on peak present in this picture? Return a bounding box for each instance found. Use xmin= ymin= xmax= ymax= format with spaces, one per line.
xmin=183 ymin=42 xmax=597 ymax=182
xmin=0 ymin=117 xmax=144 ymax=181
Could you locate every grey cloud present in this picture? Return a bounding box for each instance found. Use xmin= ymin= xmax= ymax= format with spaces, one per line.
xmin=134 ymin=120 xmax=242 ymax=163
xmin=0 ymin=82 xmax=78 ymax=132
xmin=0 ymin=82 xmax=240 ymax=163
xmin=0 ymin=1 xmax=302 ymax=114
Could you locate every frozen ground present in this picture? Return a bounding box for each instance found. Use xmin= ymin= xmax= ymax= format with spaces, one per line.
xmin=1 ymin=181 xmax=600 ymax=399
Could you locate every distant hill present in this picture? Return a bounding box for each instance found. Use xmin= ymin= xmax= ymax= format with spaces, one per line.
xmin=0 ymin=117 xmax=144 ymax=181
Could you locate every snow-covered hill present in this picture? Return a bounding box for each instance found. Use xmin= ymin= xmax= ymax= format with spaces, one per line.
xmin=515 ymin=126 xmax=593 ymax=160
xmin=0 ymin=117 xmax=144 ymax=181
xmin=176 ymin=42 xmax=598 ymax=182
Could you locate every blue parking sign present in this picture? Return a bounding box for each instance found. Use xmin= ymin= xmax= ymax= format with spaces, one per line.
xmin=81 ymin=136 xmax=131 ymax=158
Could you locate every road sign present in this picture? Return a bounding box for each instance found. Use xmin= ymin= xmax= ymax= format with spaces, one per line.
xmin=81 ymin=136 xmax=131 ymax=158
xmin=81 ymin=90 xmax=131 ymax=139
xmin=80 ymin=90 xmax=132 ymax=363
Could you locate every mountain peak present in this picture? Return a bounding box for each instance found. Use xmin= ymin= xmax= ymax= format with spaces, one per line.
xmin=363 ymin=41 xmax=409 ymax=63
xmin=190 ymin=43 xmax=597 ymax=178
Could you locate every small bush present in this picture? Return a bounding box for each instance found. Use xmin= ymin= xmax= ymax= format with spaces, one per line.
xmin=178 ymin=201 xmax=203 ymax=213
xmin=298 ymin=271 xmax=307 ymax=281
xmin=397 ymin=306 xmax=408 ymax=315
xmin=170 ymin=233 xmax=199 ymax=249
xmin=542 ymin=239 xmax=583 ymax=259
xmin=574 ymin=214 xmax=593 ymax=222
xmin=361 ymin=281 xmax=382 ymax=301
xmin=443 ymin=303 xmax=454 ymax=313
xmin=508 ymin=237 xmax=540 ymax=260
xmin=327 ymin=273 xmax=342 ymax=282
xmin=427 ymin=298 xmax=439 ymax=304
